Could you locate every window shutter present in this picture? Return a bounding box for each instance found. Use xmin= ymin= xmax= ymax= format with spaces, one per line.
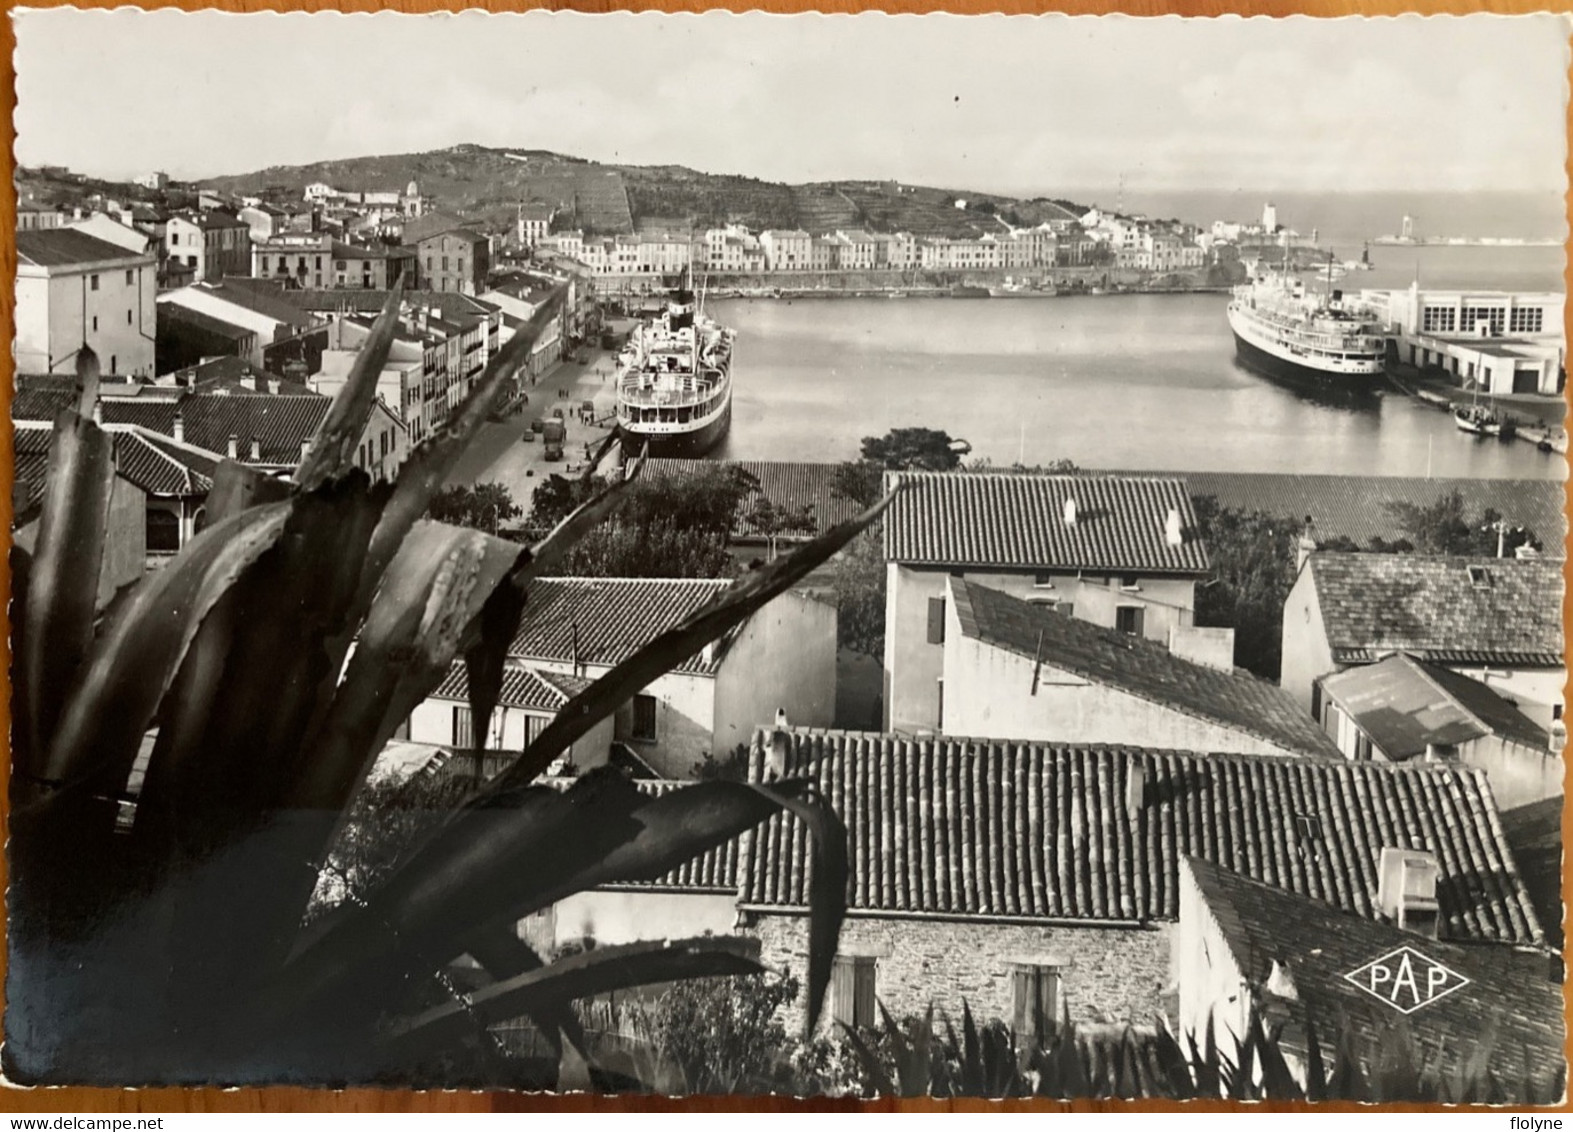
xmin=927 ymin=597 xmax=946 ymax=645
xmin=831 ymin=956 xmax=857 ymax=1028
xmin=853 ymin=958 xmax=877 ymax=1030
xmin=1010 ymin=963 xmax=1063 ymax=1038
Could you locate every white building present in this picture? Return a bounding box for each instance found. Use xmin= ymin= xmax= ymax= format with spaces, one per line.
xmin=16 ymin=228 xmax=158 ymax=378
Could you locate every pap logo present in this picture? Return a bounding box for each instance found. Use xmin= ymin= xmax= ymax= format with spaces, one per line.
xmin=1343 ymin=946 xmax=1470 ymax=1014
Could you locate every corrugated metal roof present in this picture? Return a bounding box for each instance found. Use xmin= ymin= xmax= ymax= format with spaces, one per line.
xmin=17 ymin=228 xmax=146 ymax=267
xmin=738 ymin=729 xmax=1543 ymax=946
xmin=953 ymin=579 xmax=1341 ymax=758
xmin=884 ymin=471 xmax=1208 ymax=574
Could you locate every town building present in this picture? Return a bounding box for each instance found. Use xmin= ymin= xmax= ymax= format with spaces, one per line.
xmin=16 ymin=228 xmax=158 ymax=378
xmin=406 ymin=664 xmax=607 ymax=777
xmin=941 ymin=578 xmax=1337 ymax=757
xmin=1316 ymin=652 xmax=1559 ymax=810
xmin=156 ymin=280 xmax=321 ymax=373
xmin=251 ymin=232 xmax=336 ymax=289
xmin=1363 ymin=284 xmax=1566 ymax=394
xmin=760 ymin=230 xmax=812 ymax=272
xmin=156 ymin=303 xmax=260 ymax=374
xmin=1176 ymin=857 xmax=1563 ymax=1097
xmin=1280 ymin=552 xmax=1565 ymax=730
xmin=18 ymin=200 xmax=66 ymax=231
xmin=416 ymin=227 xmax=491 ymax=295
xmin=516 ymin=201 xmax=555 ymax=248
xmin=494 ymin=577 xmax=837 ymax=778
xmin=164 ymin=211 xmax=251 ymax=283
xmin=331 ymin=242 xmax=417 ymax=290
xmin=882 ymin=472 xmax=1209 ymax=734
xmin=740 ymin=729 xmax=1544 ymax=1036
xmin=136 ymin=171 xmax=170 ymax=192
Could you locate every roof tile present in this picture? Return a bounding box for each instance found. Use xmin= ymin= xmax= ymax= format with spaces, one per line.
xmin=510 ymin=578 xmax=732 ymax=675
xmin=739 ymin=729 xmax=1543 ymax=946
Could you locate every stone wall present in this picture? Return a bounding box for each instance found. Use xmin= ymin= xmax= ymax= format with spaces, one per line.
xmin=748 ymin=912 xmax=1174 ymax=1036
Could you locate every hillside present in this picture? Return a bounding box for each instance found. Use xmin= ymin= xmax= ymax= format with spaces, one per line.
xmin=198 ymin=144 xmax=1092 ymax=238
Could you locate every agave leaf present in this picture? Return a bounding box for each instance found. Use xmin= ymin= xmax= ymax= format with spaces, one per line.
xmin=749 ymin=780 xmax=848 ymax=1040
xmin=961 ymin=1001 xmax=982 ymax=1096
xmin=875 ymin=1000 xmax=922 ymax=1097
xmin=839 ymin=1022 xmax=898 ymax=1099
xmin=294 ymin=281 xmax=405 ymax=492
xmin=382 ymin=936 xmax=764 ymax=1056
xmin=1255 ymin=1011 xmax=1302 ymax=1099
xmin=461 ymin=578 xmax=527 ymax=773
xmin=463 ymin=928 xmax=588 ymax=1063
xmin=1302 ymin=1015 xmax=1328 ymax=1102
xmin=36 ymin=501 xmax=293 ymax=796
xmin=289 ymin=519 xmax=529 ymax=816
xmin=19 ymin=407 xmax=115 ymax=782
xmin=205 ymin=457 xmax=293 ymax=519
xmin=360 ymin=290 xmax=566 ymax=600
xmin=490 ymin=490 xmax=900 ymax=794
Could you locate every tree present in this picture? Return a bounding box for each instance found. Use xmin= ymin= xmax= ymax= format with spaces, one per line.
xmin=859 ymin=427 xmax=963 ymax=471
xmin=834 ymin=526 xmax=887 ymax=658
xmin=1191 ymin=496 xmax=1304 ymax=680
xmin=831 ymin=461 xmax=884 ymax=508
xmin=1385 ymin=491 xmax=1537 ymax=557
xmin=690 ymin=743 xmax=750 ymax=781
xmin=641 ymin=972 xmax=806 ymax=1094
xmin=746 ymin=496 xmax=816 ymax=561
xmin=426 ymin=482 xmax=521 ymax=533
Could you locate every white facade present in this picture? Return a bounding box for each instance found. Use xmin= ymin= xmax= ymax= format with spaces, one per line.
xmin=16 ymin=248 xmax=158 ymax=378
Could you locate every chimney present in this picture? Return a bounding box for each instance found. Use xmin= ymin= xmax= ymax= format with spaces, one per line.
xmin=250 ymin=436 xmax=262 ymax=461
xmin=300 ymin=437 xmax=311 ymax=463
xmin=173 ymin=411 xmax=184 ymax=443
xmin=1376 ymin=847 xmax=1441 ymax=938
xmin=226 ymin=433 xmax=238 ymax=459
xmin=1063 ymin=496 xmax=1078 ymax=527
xmin=1164 ymin=507 xmax=1183 ymax=547
xmin=92 ymin=401 xmax=103 ymax=426
xmin=268 ymin=379 xmax=280 ymax=395
xmin=240 ymin=373 xmax=255 ymax=391
xmin=1295 ymin=516 xmax=1318 ymax=573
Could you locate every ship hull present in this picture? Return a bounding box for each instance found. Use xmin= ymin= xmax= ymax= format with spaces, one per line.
xmin=1230 ymin=329 xmax=1380 ymax=387
xmin=618 ymin=397 xmax=732 ymax=458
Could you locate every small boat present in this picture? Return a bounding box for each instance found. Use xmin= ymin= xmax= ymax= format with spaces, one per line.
xmin=1454 ymin=404 xmax=1501 ymax=436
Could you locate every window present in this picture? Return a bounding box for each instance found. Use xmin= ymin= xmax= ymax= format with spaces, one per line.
xmin=110 ymin=355 xmax=116 ymax=373
xmin=91 ymin=316 xmax=98 ymax=332
xmin=630 ymin=693 xmax=658 ymax=742
xmin=1119 ymin=574 xmax=1141 ymax=591
xmin=1115 ymin=606 xmax=1145 ymax=636
xmin=453 ymin=705 xmax=474 ymax=749
xmin=1033 ymin=572 xmax=1056 ymax=589
xmin=90 ymin=274 xmax=100 ymax=291
xmin=1510 ymin=307 xmax=1544 ymax=334
xmin=146 ymin=509 xmax=179 ymax=552
xmin=831 ymin=955 xmax=877 ymax=1030
xmin=125 ymin=270 xmax=134 ymax=285
xmin=1310 ymin=682 xmax=1323 ymax=724
xmin=1294 ymin=813 xmax=1324 ymax=859
xmin=936 ymin=678 xmax=944 ymax=729
xmin=171 ymin=233 xmax=180 ymax=246
xmin=1055 ymin=601 xmax=1076 ymax=619
xmin=126 ymin=310 xmax=132 ymax=325
xmin=1011 ymin=962 xmax=1064 ymax=1038
xmin=315 ymin=256 xmax=323 ymax=270
xmin=1467 ymin=565 xmax=1493 ymax=589
xmin=926 ymin=597 xmax=946 ymax=645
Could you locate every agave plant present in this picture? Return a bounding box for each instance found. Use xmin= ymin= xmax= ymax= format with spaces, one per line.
xmin=7 ymin=283 xmax=888 ymax=1087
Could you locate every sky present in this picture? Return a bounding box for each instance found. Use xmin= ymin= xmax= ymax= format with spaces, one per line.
xmin=12 ymin=10 xmax=1571 ymax=195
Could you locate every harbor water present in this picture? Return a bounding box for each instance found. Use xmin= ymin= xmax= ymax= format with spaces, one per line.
xmin=709 ymin=247 xmax=1566 ymax=481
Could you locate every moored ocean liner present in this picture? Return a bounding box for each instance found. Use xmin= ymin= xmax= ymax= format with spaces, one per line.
xmin=1226 ymin=264 xmax=1391 ymax=387
xmin=615 ymin=286 xmax=734 ymax=457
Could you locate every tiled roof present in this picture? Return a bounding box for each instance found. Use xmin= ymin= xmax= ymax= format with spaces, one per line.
xmin=13 ymin=426 xmax=55 ymax=514
xmin=111 ymin=429 xmax=218 ymax=497
xmin=1321 ymin=653 xmax=1549 ymax=760
xmin=332 ymin=240 xmax=416 ymax=261
xmin=952 ymin=580 xmax=1340 ymax=758
xmin=641 ymin=459 xmax=861 ymax=540
xmin=1307 ymin=553 xmax=1564 ymax=667
xmin=18 ymin=228 xmax=146 ymax=267
xmin=284 ymin=289 xmax=495 ymax=330
xmin=1500 ymin=796 xmax=1563 ymax=952
xmin=1183 ymin=858 xmax=1564 ymax=1088
xmin=428 ymin=662 xmax=592 ymax=713
xmin=1174 ymin=471 xmax=1566 ymax=558
xmin=738 ymin=729 xmax=1543 ymax=946
xmin=538 ymin=776 xmax=741 ymax=893
xmin=510 ymin=578 xmax=732 ymax=676
xmin=884 ymin=472 xmax=1208 ymax=574
xmin=202 ymin=281 xmax=320 ymax=328
xmin=402 ymin=212 xmax=478 ymax=244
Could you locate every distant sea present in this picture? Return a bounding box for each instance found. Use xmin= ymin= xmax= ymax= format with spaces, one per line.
xmin=1048 ymin=189 xmax=1567 ymax=247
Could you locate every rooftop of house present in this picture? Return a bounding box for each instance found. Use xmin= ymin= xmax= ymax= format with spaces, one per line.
xmin=1304 ymin=553 xmax=1564 ymax=667
xmin=739 ymin=728 xmax=1543 ymax=946
xmin=884 ymin=471 xmax=1208 ymax=574
xmin=159 ymin=303 xmax=257 ymax=344
xmin=1181 ymin=857 xmax=1564 ymax=1089
xmin=12 ymin=377 xmax=333 ymax=467
xmin=951 ymin=579 xmax=1341 ymax=759
xmin=17 ymin=227 xmax=148 ymax=268
xmin=332 ymin=240 xmax=416 ymax=261
xmin=403 ymin=211 xmax=484 ymax=245
xmin=1320 ymin=652 xmax=1550 ymax=760
xmin=170 ymin=280 xmax=318 ymax=329
xmin=13 ymin=421 xmax=218 ymax=515
xmin=428 ymin=662 xmax=592 ymax=714
xmin=166 ymin=356 xmax=311 ymax=396
xmin=1499 ymin=795 xmax=1564 ymax=952
xmin=1168 ymin=471 xmax=1565 ymax=558
xmin=640 ymin=459 xmax=862 ymax=540
xmin=508 ymin=577 xmax=734 ymax=676
xmin=286 ymin=289 xmax=497 ymax=331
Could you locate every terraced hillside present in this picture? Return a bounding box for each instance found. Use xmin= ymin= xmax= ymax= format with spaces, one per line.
xmin=619 ymin=164 xmax=797 ymax=231
xmin=787 ymin=184 xmax=861 ymax=232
